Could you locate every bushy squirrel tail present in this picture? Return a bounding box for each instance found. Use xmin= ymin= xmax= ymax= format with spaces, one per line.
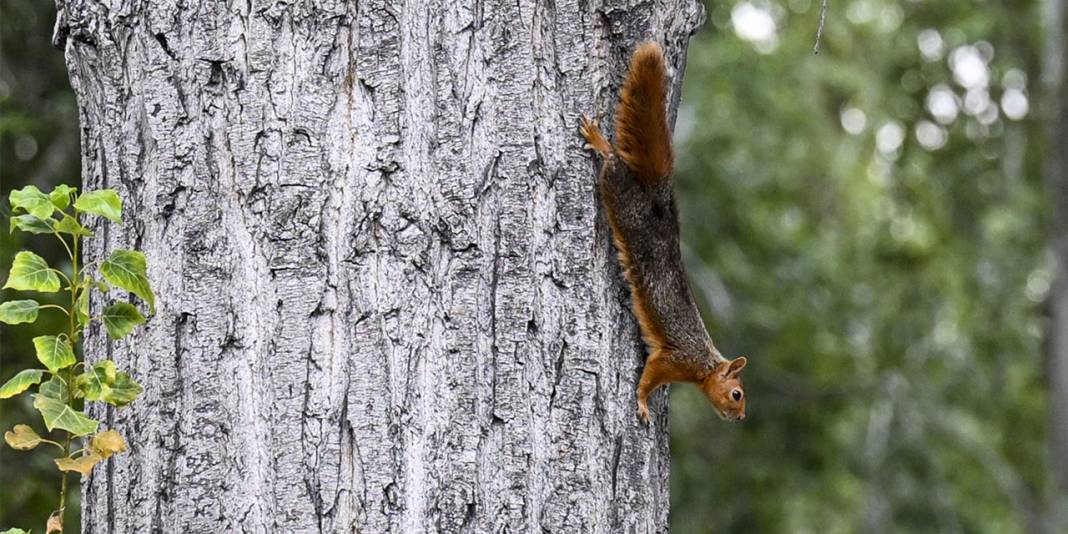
xmin=614 ymin=41 xmax=673 ymax=183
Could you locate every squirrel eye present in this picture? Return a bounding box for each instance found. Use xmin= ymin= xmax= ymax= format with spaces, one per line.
xmin=731 ymin=389 xmax=743 ymax=401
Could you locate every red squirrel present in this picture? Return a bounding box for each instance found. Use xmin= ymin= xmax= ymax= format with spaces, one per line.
xmin=580 ymin=42 xmax=748 ymax=423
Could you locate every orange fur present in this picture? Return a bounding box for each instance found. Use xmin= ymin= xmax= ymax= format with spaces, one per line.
xmin=580 ymin=116 xmax=612 ymax=159
xmin=699 ymin=357 xmax=747 ymax=422
xmin=637 ymin=350 xmax=687 ymax=421
xmin=614 ymin=42 xmax=673 ymax=184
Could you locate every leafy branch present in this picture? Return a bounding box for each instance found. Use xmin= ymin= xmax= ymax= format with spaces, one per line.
xmin=1 ymin=185 xmax=153 ymax=534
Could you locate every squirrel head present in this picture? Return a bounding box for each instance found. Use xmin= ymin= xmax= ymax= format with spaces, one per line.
xmin=700 ymin=356 xmax=747 ymax=422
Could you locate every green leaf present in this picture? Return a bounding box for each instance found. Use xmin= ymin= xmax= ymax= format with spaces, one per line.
xmin=73 ymin=189 xmax=122 ymax=223
xmin=9 ymin=214 xmax=55 ymax=234
xmin=3 ymin=251 xmax=61 ymax=293
xmin=9 ymin=185 xmax=54 ymax=219
xmin=53 ymin=214 xmax=93 ymax=237
xmin=76 ymin=288 xmax=90 ymax=327
xmin=105 ymin=372 xmax=142 ymax=406
xmin=55 ymin=452 xmax=103 ymax=476
xmin=0 ymin=527 xmax=30 ymax=534
xmin=79 ymin=361 xmax=114 ymax=401
xmin=80 ymin=361 xmax=141 ymax=407
xmin=100 ymin=250 xmax=154 ymax=312
xmin=33 ymin=395 xmax=98 ymax=436
xmin=0 ymin=300 xmax=40 ymax=324
xmin=50 ymin=185 xmax=76 ymax=209
xmin=0 ymin=370 xmax=45 ymax=399
xmin=71 ymin=375 xmax=87 ymax=400
xmin=102 ymin=302 xmax=145 ymax=339
xmin=4 ymin=424 xmax=42 ymax=450
xmin=38 ymin=376 xmax=69 ymax=403
xmin=93 ymin=360 xmax=117 ymax=383
xmin=33 ymin=335 xmax=76 ymax=373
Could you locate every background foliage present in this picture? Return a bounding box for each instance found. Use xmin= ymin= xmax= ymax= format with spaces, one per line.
xmin=1 ymin=0 xmax=83 ymax=527
xmin=670 ymin=0 xmax=1055 ymax=532
xmin=0 ymin=0 xmax=1058 ymax=532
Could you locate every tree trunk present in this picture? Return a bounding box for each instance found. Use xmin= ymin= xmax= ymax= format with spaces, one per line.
xmin=1046 ymin=0 xmax=1068 ymax=527
xmin=55 ymin=0 xmax=704 ymax=531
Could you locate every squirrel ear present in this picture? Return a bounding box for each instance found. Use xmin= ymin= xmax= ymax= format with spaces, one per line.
xmin=725 ymin=356 xmax=747 ymax=378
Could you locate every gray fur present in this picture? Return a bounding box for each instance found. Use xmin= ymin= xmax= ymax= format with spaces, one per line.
xmin=598 ymin=157 xmax=722 ymax=368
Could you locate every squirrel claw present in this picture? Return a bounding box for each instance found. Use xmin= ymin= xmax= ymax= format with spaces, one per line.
xmin=637 ymin=402 xmax=651 ymax=425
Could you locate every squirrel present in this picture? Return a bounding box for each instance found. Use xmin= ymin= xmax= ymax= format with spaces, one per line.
xmin=580 ymin=42 xmax=747 ymax=424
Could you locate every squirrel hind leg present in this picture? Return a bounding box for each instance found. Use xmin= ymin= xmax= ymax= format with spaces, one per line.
xmin=580 ymin=115 xmax=613 ymax=159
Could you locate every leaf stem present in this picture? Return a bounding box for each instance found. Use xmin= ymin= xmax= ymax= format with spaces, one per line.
xmin=39 ymin=304 xmax=71 ymax=316
xmin=49 ymin=226 xmax=75 ymax=264
xmin=56 ymin=427 xmax=71 ymax=533
xmin=39 ymin=437 xmax=66 ymax=450
xmin=50 ymin=268 xmax=73 ymax=289
xmin=54 ymin=209 xmax=83 ymax=534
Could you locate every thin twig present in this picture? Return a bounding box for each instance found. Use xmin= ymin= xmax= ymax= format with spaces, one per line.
xmin=813 ymin=0 xmax=829 ymax=54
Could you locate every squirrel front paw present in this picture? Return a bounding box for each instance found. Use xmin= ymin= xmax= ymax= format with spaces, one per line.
xmin=637 ymin=400 xmax=651 ymax=425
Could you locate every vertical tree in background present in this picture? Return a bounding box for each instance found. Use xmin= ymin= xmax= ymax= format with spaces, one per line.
xmin=53 ymin=0 xmax=704 ymax=531
xmin=1045 ymin=0 xmax=1068 ymax=524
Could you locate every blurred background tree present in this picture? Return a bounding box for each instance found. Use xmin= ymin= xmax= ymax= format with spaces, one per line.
xmin=0 ymin=0 xmax=1062 ymax=532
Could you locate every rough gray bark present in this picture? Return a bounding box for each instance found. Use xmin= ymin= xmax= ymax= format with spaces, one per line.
xmin=55 ymin=0 xmax=704 ymax=531
xmin=1046 ymin=0 xmax=1068 ymax=527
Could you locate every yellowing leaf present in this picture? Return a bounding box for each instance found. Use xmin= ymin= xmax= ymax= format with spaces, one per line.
xmin=89 ymin=430 xmax=127 ymax=458
xmin=32 ymin=336 xmax=76 ymax=373
xmin=54 ymin=453 xmax=103 ymax=476
xmin=0 ymin=369 xmax=45 ymax=399
xmin=78 ymin=361 xmax=142 ymax=407
xmin=0 ymin=300 xmax=40 ymax=325
xmin=73 ymin=189 xmax=122 ymax=223
xmin=4 ymin=424 xmax=41 ymax=451
xmin=46 ymin=513 xmax=62 ymax=534
xmin=1 ymin=527 xmax=31 ymax=534
xmin=3 ymin=251 xmax=61 ymax=293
